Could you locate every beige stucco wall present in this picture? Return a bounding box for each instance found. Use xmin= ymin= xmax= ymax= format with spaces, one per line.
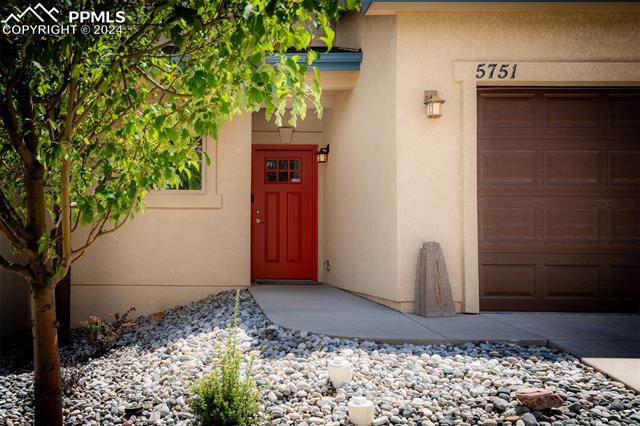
xmin=322 ymin=16 xmax=402 ymax=306
xmin=0 ymin=236 xmax=30 ymax=337
xmin=70 ymin=106 xmax=337 ymax=326
xmin=392 ymin=11 xmax=640 ymax=311
xmin=70 ymin=115 xmax=252 ymax=325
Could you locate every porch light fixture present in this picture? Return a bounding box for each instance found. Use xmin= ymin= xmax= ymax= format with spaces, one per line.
xmin=424 ymin=90 xmax=445 ymax=119
xmin=316 ymin=144 xmax=330 ymax=164
xmin=348 ymin=396 xmax=374 ymax=426
xmin=327 ymin=356 xmax=352 ymax=388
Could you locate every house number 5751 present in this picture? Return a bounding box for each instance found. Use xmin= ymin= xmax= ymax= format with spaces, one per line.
xmin=476 ymin=63 xmax=518 ymax=79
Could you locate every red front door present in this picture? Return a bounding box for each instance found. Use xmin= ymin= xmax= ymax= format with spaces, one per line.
xmin=251 ymin=145 xmax=317 ymax=280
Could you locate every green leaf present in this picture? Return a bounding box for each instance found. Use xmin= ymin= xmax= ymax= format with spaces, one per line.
xmin=154 ymin=116 xmax=165 ymax=131
xmin=194 ymin=119 xmax=207 ymax=135
xmin=164 ymin=127 xmax=180 ymax=141
xmin=38 ymin=235 xmax=49 ymax=254
xmin=249 ymin=88 xmax=262 ymax=104
xmin=307 ymin=50 xmax=317 ymax=66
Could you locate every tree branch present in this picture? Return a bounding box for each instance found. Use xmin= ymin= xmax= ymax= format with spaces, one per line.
xmin=70 ymin=189 xmax=138 ymax=263
xmin=0 ymin=251 xmax=33 ymax=283
xmin=0 ymin=95 xmax=36 ymax=168
xmin=0 ymin=188 xmax=36 ymax=259
xmin=60 ymin=159 xmax=71 ymax=265
xmin=15 ymin=81 xmax=40 ymax=156
xmin=134 ymin=65 xmax=190 ymax=98
xmin=70 ymin=209 xmax=81 ymax=233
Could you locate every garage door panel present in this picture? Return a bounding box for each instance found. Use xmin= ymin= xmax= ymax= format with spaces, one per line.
xmin=608 ymin=151 xmax=640 ymax=184
xmin=480 ymin=244 xmax=640 ymax=256
xmin=478 ymin=87 xmax=640 ymax=312
xmin=610 ymin=265 xmax=640 ymax=298
xmin=543 ymin=150 xmax=600 ymax=184
xmin=544 ymin=208 xmax=600 ymax=241
xmin=610 ymin=209 xmax=640 ymax=242
xmin=543 ymin=94 xmax=601 ymax=129
xmin=481 ymin=196 xmax=637 ymax=248
xmin=481 ymin=187 xmax=640 ymax=199
xmin=479 ymin=150 xmax=535 ymax=185
xmin=480 ymin=263 xmax=537 ymax=298
xmin=480 ymin=252 xmax=640 ymax=311
xmin=479 ymin=207 xmax=536 ymax=241
xmin=609 ymin=94 xmax=640 ymax=128
xmin=480 ymin=208 xmax=639 ymax=254
xmin=479 ymin=93 xmax=536 ymax=128
xmin=544 ymin=265 xmax=601 ymax=298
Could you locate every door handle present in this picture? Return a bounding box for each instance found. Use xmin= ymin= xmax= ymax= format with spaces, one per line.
xmin=255 ymin=218 xmax=263 ymax=224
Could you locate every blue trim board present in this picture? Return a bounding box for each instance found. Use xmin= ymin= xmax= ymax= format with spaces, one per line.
xmin=361 ymin=0 xmax=640 ymax=13
xmin=265 ymin=52 xmax=363 ymax=71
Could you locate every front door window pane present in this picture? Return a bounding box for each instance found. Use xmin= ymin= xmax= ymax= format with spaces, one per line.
xmin=264 ymin=157 xmax=302 ymax=184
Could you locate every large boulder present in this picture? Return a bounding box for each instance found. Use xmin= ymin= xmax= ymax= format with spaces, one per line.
xmin=516 ymin=388 xmax=563 ymax=411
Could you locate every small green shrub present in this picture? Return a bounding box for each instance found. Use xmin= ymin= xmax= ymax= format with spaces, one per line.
xmin=61 ymin=357 xmax=85 ymax=396
xmin=190 ymin=291 xmax=260 ymax=426
xmin=80 ymin=307 xmax=136 ymax=356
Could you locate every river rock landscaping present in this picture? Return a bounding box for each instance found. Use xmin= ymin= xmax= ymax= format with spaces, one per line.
xmin=1 ymin=290 xmax=639 ymax=426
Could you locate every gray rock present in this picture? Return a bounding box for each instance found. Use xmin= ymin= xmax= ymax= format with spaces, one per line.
xmin=373 ymin=416 xmax=389 ymax=425
xmin=609 ymin=400 xmax=624 ymax=411
xmin=0 ymin=289 xmax=638 ymax=426
xmin=269 ymin=406 xmax=284 ymax=418
xmin=521 ymin=412 xmax=539 ymax=426
xmin=494 ymin=397 xmax=510 ymax=412
xmin=154 ymin=403 xmax=170 ymax=418
xmin=567 ymin=402 xmax=582 ymax=412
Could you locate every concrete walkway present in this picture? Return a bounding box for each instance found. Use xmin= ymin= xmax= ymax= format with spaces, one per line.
xmin=250 ymin=284 xmax=640 ymax=390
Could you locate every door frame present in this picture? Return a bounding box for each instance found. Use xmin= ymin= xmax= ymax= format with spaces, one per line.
xmin=250 ymin=144 xmax=318 ymax=281
xmin=454 ymin=60 xmax=640 ymax=312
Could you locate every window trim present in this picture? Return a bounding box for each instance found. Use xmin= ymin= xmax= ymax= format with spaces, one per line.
xmin=145 ymin=136 xmax=223 ymax=209
xmin=159 ymin=138 xmax=206 ymax=193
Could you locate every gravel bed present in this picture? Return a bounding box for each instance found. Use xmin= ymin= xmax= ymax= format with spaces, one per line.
xmin=1 ymin=290 xmax=639 ymax=426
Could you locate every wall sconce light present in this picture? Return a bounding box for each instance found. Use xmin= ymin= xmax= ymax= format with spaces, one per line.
xmin=424 ymin=90 xmax=445 ymax=119
xmin=316 ymin=144 xmax=330 ymax=164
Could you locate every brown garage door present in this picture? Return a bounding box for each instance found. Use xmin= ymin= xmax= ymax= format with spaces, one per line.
xmin=478 ymin=87 xmax=640 ymax=312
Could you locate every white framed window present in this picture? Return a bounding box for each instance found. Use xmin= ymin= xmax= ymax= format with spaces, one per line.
xmin=146 ymin=136 xmax=222 ymax=209
xmin=158 ymin=138 xmax=205 ymax=192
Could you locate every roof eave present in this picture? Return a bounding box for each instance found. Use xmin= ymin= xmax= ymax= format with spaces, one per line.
xmin=265 ymin=52 xmax=363 ymax=72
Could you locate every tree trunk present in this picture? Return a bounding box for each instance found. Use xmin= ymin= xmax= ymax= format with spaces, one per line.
xmin=30 ymin=281 xmax=63 ymax=426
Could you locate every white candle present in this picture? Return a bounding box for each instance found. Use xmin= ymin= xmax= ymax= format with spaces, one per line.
xmin=327 ymin=356 xmax=352 ymax=388
xmin=348 ymin=396 xmax=374 ymax=426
